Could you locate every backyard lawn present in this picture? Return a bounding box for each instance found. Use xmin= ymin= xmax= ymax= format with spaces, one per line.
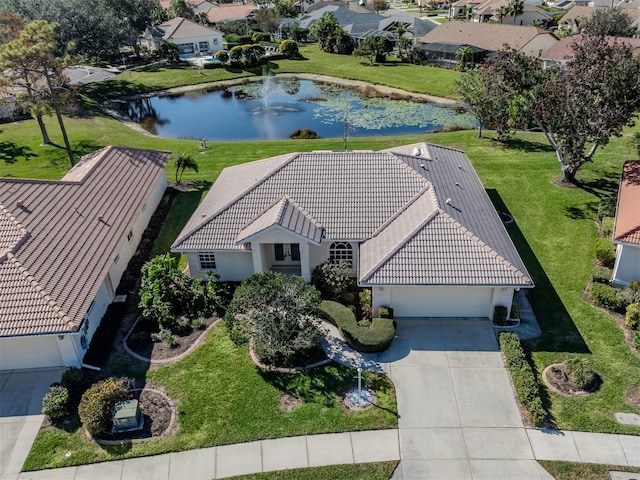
xmin=23 ymin=324 xmax=397 ymax=470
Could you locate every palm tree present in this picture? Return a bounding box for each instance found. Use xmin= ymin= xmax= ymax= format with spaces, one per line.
xmin=496 ymin=4 xmax=509 ymax=23
xmin=394 ymin=22 xmax=414 ymax=58
xmin=455 ymin=45 xmax=473 ymax=71
xmin=175 ymin=153 xmax=199 ymax=183
xmin=508 ymin=0 xmax=524 ymax=24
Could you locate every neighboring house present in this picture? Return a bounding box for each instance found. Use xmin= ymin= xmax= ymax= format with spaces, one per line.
xmin=172 ymin=143 xmax=533 ymax=318
xmin=540 ymin=34 xmax=640 ymax=67
xmin=558 ymin=5 xmax=640 ymax=34
xmin=202 ymin=3 xmax=258 ymax=24
xmin=452 ymin=0 xmax=553 ymax=25
xmin=419 ymin=22 xmax=557 ymax=64
xmin=285 ymin=4 xmax=435 ymax=44
xmin=144 ymin=17 xmax=224 ymax=57
xmin=612 ymin=161 xmax=640 ymax=287
xmin=0 ymin=147 xmax=170 ymax=371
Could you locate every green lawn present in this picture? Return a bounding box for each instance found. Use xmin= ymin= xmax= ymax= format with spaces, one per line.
xmin=227 ymin=462 xmax=398 ymax=480
xmin=80 ymin=44 xmax=459 ymax=103
xmin=23 ymin=324 xmax=397 ymax=470
xmin=540 ymin=461 xmax=640 ymax=480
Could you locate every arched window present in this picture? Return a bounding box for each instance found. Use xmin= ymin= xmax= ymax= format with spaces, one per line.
xmin=329 ymin=242 xmax=353 ymax=267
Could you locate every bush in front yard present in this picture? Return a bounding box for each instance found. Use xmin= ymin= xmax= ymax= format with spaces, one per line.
xmin=311 ymin=260 xmax=352 ymax=299
xmin=377 ymin=306 xmax=394 ymax=319
xmin=626 ymin=303 xmax=640 ymax=330
xmin=78 ymin=377 xmax=131 ymax=436
xmin=359 ymin=289 xmax=373 ymax=321
xmin=493 ymin=305 xmax=508 ymax=326
xmin=42 ymin=385 xmax=70 ymax=419
xmin=600 ymin=216 xmax=615 ymax=238
xmin=592 ymin=265 xmax=612 ymax=284
xmin=594 ymin=238 xmax=615 ymax=268
xmin=589 ymin=283 xmax=624 ymax=312
xmin=634 ymin=330 xmax=640 ymax=350
xmin=319 ymin=300 xmax=395 ymax=353
xmin=498 ymin=332 xmax=546 ymax=427
xmin=564 ymin=357 xmax=598 ymax=391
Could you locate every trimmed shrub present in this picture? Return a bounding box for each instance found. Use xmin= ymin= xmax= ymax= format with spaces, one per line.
xmin=151 ymin=327 xmax=178 ymax=348
xmin=589 ymin=283 xmax=624 ymax=312
xmin=498 ymin=332 xmax=546 ymax=427
xmin=78 ymin=377 xmax=130 ymax=436
xmin=619 ymin=282 xmax=640 ymax=308
xmin=319 ymin=300 xmax=395 ymax=353
xmin=251 ymin=32 xmax=271 ymax=42
xmin=214 ymin=49 xmax=229 ymax=63
xmin=279 ymin=39 xmax=299 ymax=58
xmin=289 ymin=128 xmax=319 ymax=139
xmin=592 ymin=265 xmax=612 ymax=284
xmin=594 ymin=238 xmax=615 ymax=268
xmin=597 ymin=195 xmax=616 ymax=219
xmin=493 ymin=305 xmax=508 ymax=326
xmin=359 ymin=289 xmax=373 ymax=321
xmin=311 ymin=260 xmax=353 ymax=299
xmin=377 ymin=306 xmax=394 ymax=319
xmin=42 ymin=384 xmax=70 ymax=419
xmin=625 ymin=303 xmax=640 ymax=330
xmin=510 ymin=303 xmax=522 ymax=319
xmin=634 ymin=330 xmax=640 ymax=350
xmin=60 ymin=367 xmax=89 ymax=407
xmin=565 ymin=357 xmax=598 ymax=391
xmin=600 ymin=216 xmax=615 ymax=238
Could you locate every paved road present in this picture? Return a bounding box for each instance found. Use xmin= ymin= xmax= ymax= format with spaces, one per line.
xmin=65 ymin=67 xmax=120 ymax=85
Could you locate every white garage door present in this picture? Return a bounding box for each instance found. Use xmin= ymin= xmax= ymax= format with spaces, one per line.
xmin=390 ymin=286 xmax=493 ymax=317
xmin=0 ymin=336 xmax=64 ymax=370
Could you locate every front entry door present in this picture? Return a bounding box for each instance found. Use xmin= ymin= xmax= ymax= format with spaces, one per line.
xmin=274 ymin=243 xmax=300 ymax=264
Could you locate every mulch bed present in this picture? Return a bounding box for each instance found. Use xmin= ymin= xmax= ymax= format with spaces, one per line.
xmin=626 ymin=385 xmax=640 ymax=410
xmin=126 ymin=317 xmax=216 ymax=362
xmin=94 ymin=389 xmax=174 ymax=443
xmin=543 ymin=363 xmax=598 ymax=396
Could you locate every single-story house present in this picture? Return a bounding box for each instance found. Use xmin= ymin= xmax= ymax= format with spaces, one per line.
xmin=144 ymin=17 xmax=224 ymax=57
xmin=172 ymin=143 xmax=533 ymax=318
xmin=202 ymin=3 xmax=258 ymax=24
xmin=540 ymin=34 xmax=640 ymax=68
xmin=612 ymin=160 xmax=640 ymax=287
xmin=452 ymin=0 xmax=553 ymax=25
xmin=0 ymin=147 xmax=170 ymax=370
xmin=419 ymin=22 xmax=557 ymax=64
xmin=558 ymin=6 xmax=640 ymax=34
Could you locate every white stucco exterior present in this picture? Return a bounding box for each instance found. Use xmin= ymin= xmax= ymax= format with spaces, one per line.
xmin=371 ymin=286 xmax=514 ymax=318
xmin=612 ymin=243 xmax=640 ymax=287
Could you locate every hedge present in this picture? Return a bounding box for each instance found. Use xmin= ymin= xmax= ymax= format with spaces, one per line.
xmin=498 ymin=332 xmax=547 ymax=427
xmin=319 ymin=300 xmax=395 ymax=353
xmin=594 ymin=238 xmax=615 ymax=268
xmin=588 ymin=283 xmax=624 ymax=313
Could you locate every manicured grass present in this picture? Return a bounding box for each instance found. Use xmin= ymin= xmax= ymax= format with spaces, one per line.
xmin=23 ymin=324 xmax=397 ymax=470
xmin=80 ymin=44 xmax=459 ymax=102
xmin=539 ymin=461 xmax=640 ymax=480
xmin=227 ymin=462 xmax=398 ymax=480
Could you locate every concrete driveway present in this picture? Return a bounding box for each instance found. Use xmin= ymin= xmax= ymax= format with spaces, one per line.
xmin=379 ymin=319 xmax=551 ymax=480
xmin=0 ymin=367 xmax=64 ymax=479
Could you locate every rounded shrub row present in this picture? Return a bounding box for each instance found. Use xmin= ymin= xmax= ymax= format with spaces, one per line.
xmin=319 ymin=300 xmax=395 ymax=353
xmin=498 ymin=332 xmax=547 ymax=427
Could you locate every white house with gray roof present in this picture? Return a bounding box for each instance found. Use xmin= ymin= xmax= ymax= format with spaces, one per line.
xmin=144 ymin=17 xmax=224 ymax=58
xmin=0 ymin=147 xmax=170 ymax=370
xmin=172 ymin=143 xmax=533 ymax=318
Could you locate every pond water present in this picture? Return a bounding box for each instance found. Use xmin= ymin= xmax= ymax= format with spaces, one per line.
xmin=123 ymin=78 xmax=475 ymax=141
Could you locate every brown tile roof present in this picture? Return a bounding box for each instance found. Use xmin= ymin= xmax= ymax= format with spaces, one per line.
xmin=0 ymin=147 xmax=170 ymax=337
xmin=419 ymin=22 xmax=552 ymax=52
xmin=173 ymin=144 xmax=533 ymax=287
xmin=559 ymin=5 xmax=640 ymax=25
xmin=540 ymin=34 xmax=640 ymax=62
xmin=614 ymin=160 xmax=640 ymax=245
xmin=203 ymin=4 xmax=257 ymax=22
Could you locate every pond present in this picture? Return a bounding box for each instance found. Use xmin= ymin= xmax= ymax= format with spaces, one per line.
xmin=123 ymin=78 xmax=475 ymax=141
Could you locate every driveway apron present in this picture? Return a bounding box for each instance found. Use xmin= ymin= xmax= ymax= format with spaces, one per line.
xmin=380 ymin=319 xmax=550 ymax=480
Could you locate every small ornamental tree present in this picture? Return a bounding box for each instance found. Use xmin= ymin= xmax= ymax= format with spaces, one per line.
xmin=354 ymin=35 xmax=392 ymax=64
xmin=311 ymin=260 xmax=352 ymax=299
xmin=214 ymin=49 xmax=229 ymax=63
xmin=279 ymin=39 xmax=299 ymax=58
xmin=229 ymin=45 xmax=244 ymax=63
xmin=242 ymin=43 xmax=266 ymax=64
xmin=42 ymin=384 xmax=70 ymax=419
xmin=310 ymin=12 xmax=353 ymax=54
xmin=139 ymin=254 xmax=219 ymax=333
xmin=78 ymin=377 xmax=130 ymax=436
xmin=225 ymin=271 xmax=322 ymax=366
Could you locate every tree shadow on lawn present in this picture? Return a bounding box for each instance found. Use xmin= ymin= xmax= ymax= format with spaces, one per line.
xmin=563 ymin=172 xmax=620 ymax=220
xmin=487 ymin=189 xmax=589 ymax=355
xmin=495 ymin=136 xmax=555 ymax=154
xmin=0 ymin=141 xmax=35 ymax=164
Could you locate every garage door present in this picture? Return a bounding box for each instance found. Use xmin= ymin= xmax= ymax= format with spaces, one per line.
xmin=390 ymin=286 xmax=493 ymax=317
xmin=0 ymin=336 xmax=64 ymax=370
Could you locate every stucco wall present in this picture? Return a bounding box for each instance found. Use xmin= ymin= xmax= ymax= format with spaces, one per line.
xmin=612 ymin=243 xmax=640 ymax=286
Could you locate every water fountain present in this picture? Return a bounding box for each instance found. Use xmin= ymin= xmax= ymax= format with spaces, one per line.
xmin=249 ymin=66 xmax=302 ymax=116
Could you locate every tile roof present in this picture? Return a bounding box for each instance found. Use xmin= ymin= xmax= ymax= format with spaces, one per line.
xmin=173 ymin=143 xmax=532 ymax=287
xmin=0 ymin=147 xmax=170 ymax=337
xmin=540 ymin=34 xmax=640 ymax=62
xmin=614 ymin=160 xmax=640 ymax=245
xmin=148 ymin=17 xmax=222 ymax=41
xmin=419 ymin=22 xmax=552 ymax=52
xmin=236 ymin=196 xmax=325 ymax=244
xmin=203 ymin=4 xmax=258 ymax=22
xmin=559 ymin=5 xmax=640 ymax=24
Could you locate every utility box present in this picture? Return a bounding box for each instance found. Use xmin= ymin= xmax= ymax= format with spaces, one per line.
xmin=112 ymin=399 xmax=143 ymax=433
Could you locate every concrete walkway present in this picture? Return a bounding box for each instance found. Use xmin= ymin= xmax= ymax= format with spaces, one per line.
xmin=3 ymin=319 xmax=640 ymax=479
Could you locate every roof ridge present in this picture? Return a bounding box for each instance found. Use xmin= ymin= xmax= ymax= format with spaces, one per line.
xmin=388 ymin=151 xmax=432 ymax=187
xmin=0 ymin=204 xmax=29 ymax=260
xmin=360 ymin=199 xmax=440 ymax=283
xmin=439 ymin=212 xmax=531 ymax=282
xmin=173 ymin=153 xmax=299 ymax=248
xmin=283 ymin=195 xmax=324 ymax=228
xmin=371 ymin=184 xmax=436 ymax=237
xmin=6 ymin=253 xmax=77 ymax=331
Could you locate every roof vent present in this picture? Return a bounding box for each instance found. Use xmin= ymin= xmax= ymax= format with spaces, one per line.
xmin=420 ymin=163 xmax=426 ymax=170
xmin=97 ymin=215 xmax=105 ymax=222
xmin=201 ymin=214 xmax=206 ymax=218
xmin=16 ymin=201 xmax=23 ymax=208
xmin=413 ymin=147 xmax=422 ymax=156
xmin=446 ymin=198 xmax=452 ymax=205
xmin=455 ymin=182 xmax=461 ymax=187
xmin=458 ymin=164 xmax=462 ymax=169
